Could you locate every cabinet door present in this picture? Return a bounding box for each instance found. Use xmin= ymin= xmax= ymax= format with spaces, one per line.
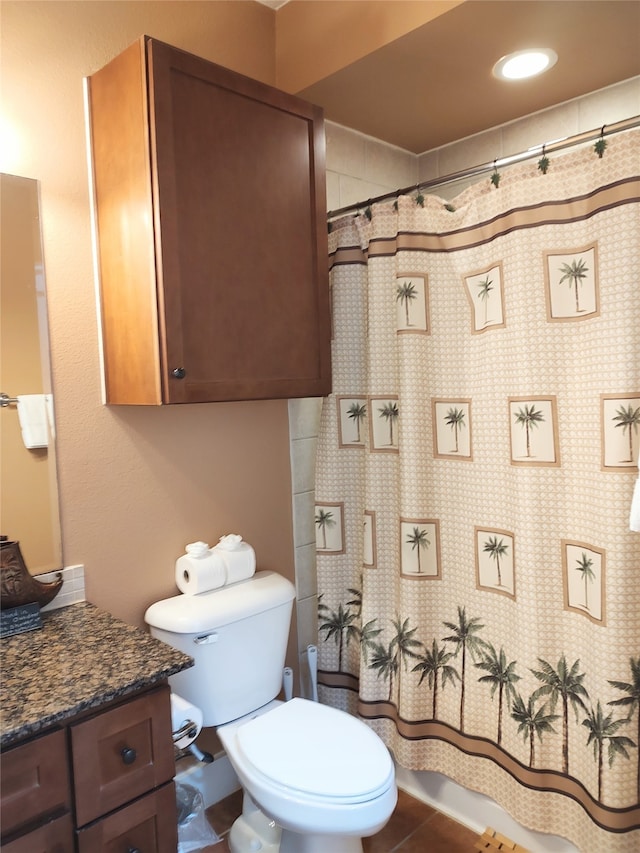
xmin=2 ymin=814 xmax=74 ymax=853
xmin=148 ymin=38 xmax=331 ymax=404
xmin=76 ymin=781 xmax=177 ymax=853
xmin=70 ymin=686 xmax=175 ymax=827
xmin=0 ymin=728 xmax=70 ymax=838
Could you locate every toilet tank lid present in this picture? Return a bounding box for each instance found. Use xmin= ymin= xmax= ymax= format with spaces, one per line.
xmin=144 ymin=571 xmax=295 ymax=634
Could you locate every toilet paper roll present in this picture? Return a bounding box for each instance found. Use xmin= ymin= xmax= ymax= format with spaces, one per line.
xmin=170 ymin=693 xmax=203 ymax=749
xmin=213 ymin=534 xmax=256 ymax=585
xmin=175 ymin=542 xmax=226 ymax=595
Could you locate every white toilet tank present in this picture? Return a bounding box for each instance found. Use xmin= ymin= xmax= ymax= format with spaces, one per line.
xmin=145 ymin=571 xmax=296 ymax=726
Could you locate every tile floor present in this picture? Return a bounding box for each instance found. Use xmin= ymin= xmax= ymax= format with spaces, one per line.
xmin=201 ymin=787 xmax=481 ymax=852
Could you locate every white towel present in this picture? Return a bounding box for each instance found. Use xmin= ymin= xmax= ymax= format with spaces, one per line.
xmin=630 ymin=454 xmax=640 ymax=532
xmin=16 ymin=394 xmax=49 ymax=449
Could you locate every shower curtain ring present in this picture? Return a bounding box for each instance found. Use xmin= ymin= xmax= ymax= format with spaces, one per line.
xmin=491 ymin=159 xmax=501 ymax=187
xmin=594 ymin=126 xmax=608 ymax=158
xmin=538 ymin=144 xmax=550 ymax=174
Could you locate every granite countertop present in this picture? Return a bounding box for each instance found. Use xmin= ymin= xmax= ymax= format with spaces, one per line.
xmin=1 ymin=601 xmax=193 ymax=748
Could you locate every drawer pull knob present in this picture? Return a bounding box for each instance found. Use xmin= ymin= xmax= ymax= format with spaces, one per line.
xmin=121 ymin=746 xmax=137 ymax=765
xmin=127 ymin=848 xmax=140 ymax=853
xmin=172 ymin=367 xmax=186 ymax=379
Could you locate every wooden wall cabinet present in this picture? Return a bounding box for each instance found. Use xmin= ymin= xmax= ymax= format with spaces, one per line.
xmin=87 ymin=36 xmax=331 ymax=405
xmin=1 ymin=685 xmax=177 ymax=853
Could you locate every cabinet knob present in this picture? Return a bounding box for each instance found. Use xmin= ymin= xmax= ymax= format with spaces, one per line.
xmin=171 ymin=367 xmax=186 ymax=379
xmin=127 ymin=848 xmax=140 ymax=853
xmin=121 ymin=746 xmax=137 ymax=765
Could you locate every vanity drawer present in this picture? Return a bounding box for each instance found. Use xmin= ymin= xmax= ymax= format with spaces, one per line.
xmin=0 ymin=728 xmax=70 ymax=838
xmin=76 ymin=780 xmax=177 ymax=853
xmin=2 ymin=813 xmax=74 ymax=853
xmin=70 ymin=685 xmax=174 ymax=826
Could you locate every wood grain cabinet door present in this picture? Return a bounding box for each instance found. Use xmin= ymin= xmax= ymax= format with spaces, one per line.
xmin=70 ymin=686 xmax=174 ymax=827
xmin=1 ymin=814 xmax=74 ymax=853
xmin=0 ymin=728 xmax=71 ymax=838
xmin=76 ymin=781 xmax=177 ymax=853
xmin=88 ymin=36 xmax=330 ymax=405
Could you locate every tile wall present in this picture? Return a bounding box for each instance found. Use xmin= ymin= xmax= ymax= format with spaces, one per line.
xmin=418 ymin=76 xmax=640 ymax=199
xmin=39 ymin=564 xmax=86 ymax=611
xmin=289 ymin=77 xmax=640 ymax=687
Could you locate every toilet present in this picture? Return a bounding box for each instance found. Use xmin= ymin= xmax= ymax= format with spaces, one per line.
xmin=145 ymin=570 xmax=397 ymax=853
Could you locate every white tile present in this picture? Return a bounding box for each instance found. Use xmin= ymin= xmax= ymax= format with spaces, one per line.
xmin=325 ymin=169 xmax=341 ymax=213
xmin=293 ymin=490 xmax=316 ymax=548
xmin=294 ymin=542 xmax=317 ymax=601
xmin=417 ymin=148 xmax=439 ymax=183
xmin=325 ymin=121 xmax=367 ymax=179
xmin=577 ymin=77 xmax=640 ymax=133
xmin=501 ymin=103 xmax=579 ymax=159
xmin=438 ymin=128 xmax=503 ymax=177
xmin=290 ymin=436 xmax=317 ymax=494
xmin=338 ymin=175 xmax=392 ymax=210
xmin=288 ymin=397 xmax=322 ymax=440
xmin=365 ymin=137 xmax=416 ymax=189
xmin=37 ymin=564 xmax=87 ymax=610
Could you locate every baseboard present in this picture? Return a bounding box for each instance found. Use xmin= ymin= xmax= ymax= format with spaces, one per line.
xmin=175 ymin=751 xmax=240 ymax=809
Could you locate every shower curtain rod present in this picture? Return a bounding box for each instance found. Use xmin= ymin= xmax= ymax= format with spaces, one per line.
xmin=326 ymin=114 xmax=640 ymax=220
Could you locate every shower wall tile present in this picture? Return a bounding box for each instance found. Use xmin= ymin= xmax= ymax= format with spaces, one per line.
xmin=290 ymin=436 xmax=317 ymax=494
xmin=326 ymin=120 xmax=416 ymax=212
xmin=437 ymin=127 xmax=503 ymax=177
xmin=577 ymin=77 xmax=640 ymax=132
xmin=326 ymin=169 xmax=341 ymax=212
xmin=364 ymin=136 xmax=417 ymax=191
xmin=501 ymin=102 xmax=579 ymax=159
xmin=288 ymin=397 xmax=322 ymax=440
xmin=337 ymin=175 xmax=392 ymax=211
xmin=417 ymin=148 xmax=439 ymax=184
xmin=326 ymin=121 xmax=367 ymax=180
xmin=416 ymin=76 xmax=639 ymax=186
xmin=293 ymin=489 xmax=316 ymax=548
xmin=294 ymin=542 xmax=317 ymax=601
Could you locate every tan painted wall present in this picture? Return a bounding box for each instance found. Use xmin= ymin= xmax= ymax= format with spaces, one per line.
xmin=0 ymin=1 xmax=295 ymax=631
xmin=275 ymin=0 xmax=463 ymax=93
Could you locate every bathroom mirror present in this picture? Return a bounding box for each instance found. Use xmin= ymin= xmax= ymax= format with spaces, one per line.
xmin=0 ymin=172 xmax=62 ymax=574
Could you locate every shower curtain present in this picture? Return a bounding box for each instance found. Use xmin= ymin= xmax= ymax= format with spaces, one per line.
xmin=315 ymin=129 xmax=640 ymax=853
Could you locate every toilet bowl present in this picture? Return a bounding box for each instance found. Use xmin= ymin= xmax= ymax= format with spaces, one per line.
xmin=144 ymin=570 xmax=397 ymax=852
xmin=218 ymin=698 xmax=397 ymax=853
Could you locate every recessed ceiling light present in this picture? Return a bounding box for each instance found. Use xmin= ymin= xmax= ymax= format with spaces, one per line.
xmin=493 ymin=48 xmax=558 ymax=81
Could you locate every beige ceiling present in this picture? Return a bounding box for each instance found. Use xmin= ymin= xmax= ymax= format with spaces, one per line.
xmin=277 ymin=1 xmax=640 ymax=154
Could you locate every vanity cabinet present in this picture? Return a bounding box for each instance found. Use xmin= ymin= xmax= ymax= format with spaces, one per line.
xmin=0 ymin=728 xmax=72 ymax=851
xmin=1 ymin=684 xmax=177 ymax=852
xmin=2 ymin=815 xmax=74 ymax=853
xmin=87 ymin=35 xmax=331 ymax=405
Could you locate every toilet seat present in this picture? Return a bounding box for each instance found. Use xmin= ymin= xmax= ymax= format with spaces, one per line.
xmin=234 ymin=698 xmax=393 ymax=803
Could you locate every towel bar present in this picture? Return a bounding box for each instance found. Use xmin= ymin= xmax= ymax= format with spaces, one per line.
xmin=0 ymin=393 xmax=18 ymax=407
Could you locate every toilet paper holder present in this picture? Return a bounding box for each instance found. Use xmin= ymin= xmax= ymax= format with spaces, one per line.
xmin=172 ymin=719 xmax=199 ymax=744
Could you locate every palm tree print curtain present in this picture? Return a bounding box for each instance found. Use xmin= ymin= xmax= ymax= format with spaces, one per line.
xmin=315 ymin=129 xmax=640 ymax=853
